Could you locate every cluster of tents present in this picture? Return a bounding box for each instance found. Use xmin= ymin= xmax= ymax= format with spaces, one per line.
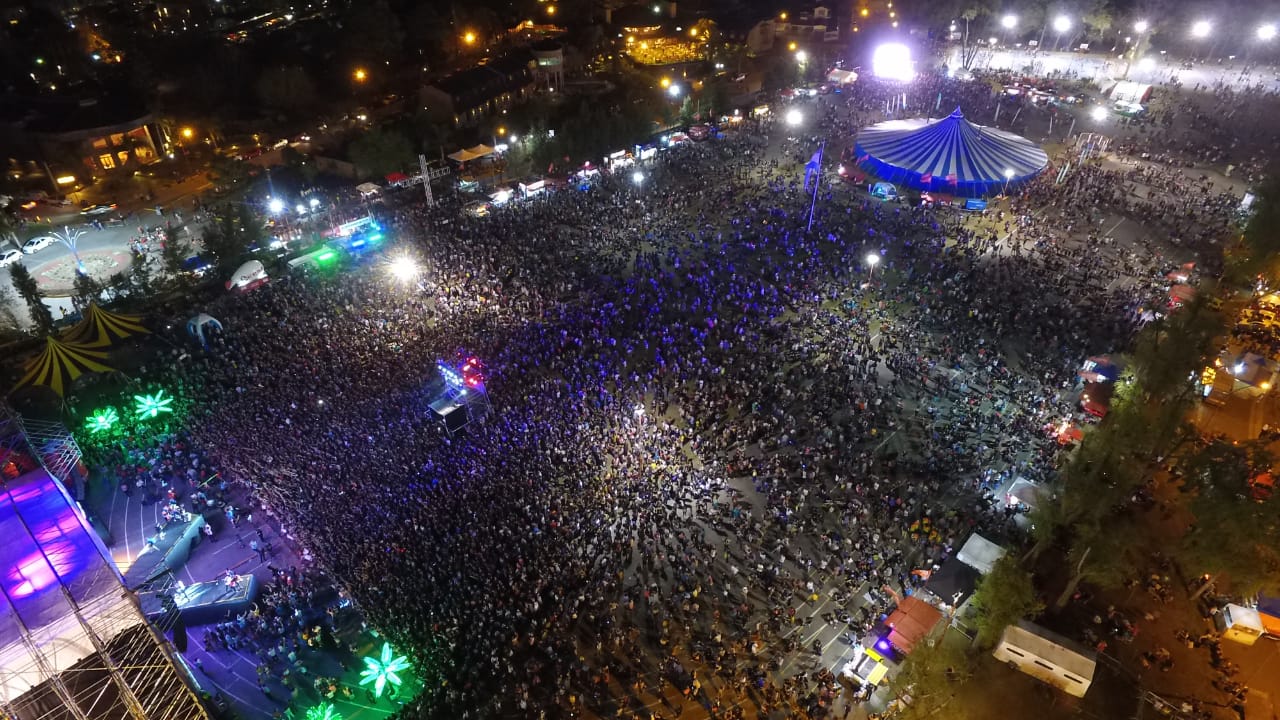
xmin=8 ymin=305 xmax=232 ymax=400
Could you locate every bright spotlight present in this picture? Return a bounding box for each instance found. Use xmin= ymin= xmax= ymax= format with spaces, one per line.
xmin=1137 ymin=56 xmax=1156 ymax=70
xmin=295 ymin=203 xmax=306 ymax=214
xmin=1091 ymin=106 xmax=1108 ymax=121
xmin=1003 ymin=168 xmax=1015 ymax=179
xmin=632 ymin=170 xmax=644 ymax=184
xmin=1134 ymin=20 xmax=1149 ymax=33
xmin=1053 ymin=15 xmax=1071 ymax=33
xmin=785 ymin=108 xmax=803 ymax=126
xmin=309 ymin=197 xmax=321 ymax=208
xmin=1001 ymin=14 xmax=1017 ymax=29
xmin=267 ymin=198 xmax=285 ymax=214
xmin=871 ymin=43 xmax=914 ymax=81
xmin=668 ymin=83 xmax=682 ymax=97
xmin=795 ymin=50 xmax=808 ymax=63
xmin=1191 ymin=20 xmax=1211 ymax=38
xmin=866 ymin=252 xmax=880 ymax=266
xmin=1259 ymin=24 xmax=1278 ymax=41
xmin=389 ymin=256 xmax=418 ymax=281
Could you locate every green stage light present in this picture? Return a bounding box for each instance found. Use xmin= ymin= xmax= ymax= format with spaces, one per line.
xmin=359 ymin=642 xmax=410 ymax=699
xmin=305 ymin=702 xmax=342 ymax=720
xmin=85 ymin=407 xmax=119 ymax=433
xmin=133 ymin=390 xmax=174 ymax=419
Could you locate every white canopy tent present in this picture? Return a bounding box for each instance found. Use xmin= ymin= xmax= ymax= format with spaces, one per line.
xmin=447 ymin=144 xmax=497 ymax=163
xmin=827 ymin=69 xmax=858 ymax=84
xmin=186 ymin=313 xmax=223 ymax=346
xmin=956 ymin=534 xmax=1006 ymax=574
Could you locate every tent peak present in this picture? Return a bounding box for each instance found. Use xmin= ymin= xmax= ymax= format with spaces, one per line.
xmin=948 ymin=107 xmax=965 ymax=119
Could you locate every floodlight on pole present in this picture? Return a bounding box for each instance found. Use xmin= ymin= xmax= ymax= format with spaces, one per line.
xmin=795 ymin=50 xmax=808 ymax=63
xmin=1091 ymin=105 xmax=1108 ymax=121
xmin=1134 ymin=20 xmax=1149 ymax=33
xmin=1053 ymin=15 xmax=1071 ymax=33
xmin=268 ymin=197 xmax=285 ymax=214
xmin=871 ymin=43 xmax=915 ymax=81
xmin=865 ymin=252 xmax=880 ymax=279
xmin=1259 ymin=23 xmax=1278 ymax=41
xmin=632 ymin=171 xmax=645 ymax=185
xmin=785 ymin=108 xmax=803 ymax=126
xmin=668 ymin=83 xmax=682 ymax=97
xmin=309 ymin=197 xmax=321 ymax=209
xmin=1002 ymin=14 xmax=1017 ymax=29
xmin=1191 ymin=20 xmax=1211 ymax=38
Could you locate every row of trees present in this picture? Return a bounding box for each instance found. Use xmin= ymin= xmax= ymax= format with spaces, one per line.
xmin=890 ymin=177 xmax=1280 ymax=716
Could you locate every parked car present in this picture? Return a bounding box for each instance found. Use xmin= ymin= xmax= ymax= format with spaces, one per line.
xmin=180 ymin=254 xmax=213 ymax=278
xmin=21 ymin=235 xmax=56 ymax=254
xmin=0 ymin=248 xmax=21 ymax=267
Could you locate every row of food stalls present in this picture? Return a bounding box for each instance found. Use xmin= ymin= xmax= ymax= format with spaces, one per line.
xmin=843 ymin=533 xmax=1100 ymax=709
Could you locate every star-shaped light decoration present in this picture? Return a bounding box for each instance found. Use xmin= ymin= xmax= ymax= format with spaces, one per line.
xmin=304 ymin=703 xmax=342 ymax=720
xmin=133 ymin=390 xmax=174 ymax=420
xmin=359 ymin=642 xmax=410 ymax=699
xmin=85 ymin=407 xmax=119 ymax=433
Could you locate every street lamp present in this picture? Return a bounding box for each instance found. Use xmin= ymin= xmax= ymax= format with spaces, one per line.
xmin=1001 ymin=14 xmax=1017 ymax=29
xmin=865 ymin=252 xmax=880 ymax=280
xmin=1091 ymin=105 xmax=1108 ymax=121
xmin=180 ymin=127 xmax=194 ymax=140
xmin=785 ymin=108 xmax=803 ymax=126
xmin=1191 ymin=20 xmax=1211 ymax=39
xmin=668 ymin=83 xmax=682 ymax=98
xmin=795 ymin=50 xmax=808 ymax=63
xmin=1259 ymin=23 xmax=1278 ymax=41
xmin=632 ymin=170 xmax=644 ymax=185
xmin=1052 ymin=15 xmax=1071 ymax=51
xmin=463 ymin=31 xmax=477 ymax=45
xmin=1003 ymin=167 xmax=1015 ymax=194
xmin=353 ymin=68 xmax=368 ymax=82
xmin=309 ymin=197 xmax=321 ymax=209
xmin=268 ymin=197 xmax=285 ymax=214
xmin=1134 ymin=20 xmax=1149 ymax=34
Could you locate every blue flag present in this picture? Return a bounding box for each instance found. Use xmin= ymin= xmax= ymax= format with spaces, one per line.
xmin=804 ymin=150 xmax=822 ymax=191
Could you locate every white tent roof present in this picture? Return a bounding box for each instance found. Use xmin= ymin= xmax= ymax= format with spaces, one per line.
xmin=956 ymin=533 xmax=1005 ymax=574
xmin=827 ymin=69 xmax=858 ymax=84
xmin=355 ymin=182 xmax=380 ymax=196
xmin=447 ymin=144 xmax=496 ymax=163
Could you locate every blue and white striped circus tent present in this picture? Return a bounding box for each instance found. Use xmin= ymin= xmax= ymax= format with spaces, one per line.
xmin=852 ymin=108 xmax=1049 ymax=198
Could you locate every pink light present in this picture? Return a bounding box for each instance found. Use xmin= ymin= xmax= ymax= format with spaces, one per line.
xmin=9 ymin=554 xmax=57 ymax=598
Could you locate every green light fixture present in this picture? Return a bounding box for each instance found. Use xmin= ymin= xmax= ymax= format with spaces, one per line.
xmin=85 ymin=407 xmax=119 ymax=433
xmin=359 ymin=642 xmax=410 ymax=699
xmin=133 ymin=390 xmax=174 ymax=420
xmin=304 ymin=703 xmax=342 ymax=720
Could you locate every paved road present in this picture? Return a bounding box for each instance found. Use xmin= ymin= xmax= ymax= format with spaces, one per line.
xmin=949 ymin=47 xmax=1280 ymax=92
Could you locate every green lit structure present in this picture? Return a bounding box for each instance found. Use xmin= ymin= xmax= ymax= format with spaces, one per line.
xmin=359 ymin=642 xmax=410 ymax=699
xmin=84 ymin=408 xmax=119 ymax=433
xmin=133 ymin=390 xmax=174 ymax=419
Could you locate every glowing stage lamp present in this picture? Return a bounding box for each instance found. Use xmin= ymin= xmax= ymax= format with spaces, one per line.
xmin=389 ymin=256 xmax=419 ymax=281
xmin=134 ymin=390 xmax=174 ymax=420
xmin=360 ymin=643 xmax=410 ymax=699
xmin=872 ymin=43 xmax=914 ymax=82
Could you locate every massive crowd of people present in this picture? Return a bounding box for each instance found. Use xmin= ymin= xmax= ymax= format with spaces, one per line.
xmin=63 ymin=71 xmax=1265 ymax=719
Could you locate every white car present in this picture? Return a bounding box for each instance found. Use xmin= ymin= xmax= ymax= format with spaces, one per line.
xmin=21 ymin=236 xmax=56 ymax=254
xmin=0 ymin=248 xmax=20 ymax=267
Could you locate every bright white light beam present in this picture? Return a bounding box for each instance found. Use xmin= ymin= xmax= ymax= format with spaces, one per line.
xmin=872 ymin=43 xmax=914 ymax=82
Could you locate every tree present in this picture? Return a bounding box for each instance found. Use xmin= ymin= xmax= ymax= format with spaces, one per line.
xmin=71 ymin=272 xmax=103 ymax=310
xmin=1174 ymin=439 xmax=1280 ymax=595
xmin=9 ymin=262 xmax=54 ymax=335
xmin=342 ymin=0 xmax=404 ymax=66
xmin=0 ymin=283 xmax=20 ymax=335
xmin=255 ymin=66 xmax=318 ymax=115
xmin=128 ymin=251 xmax=155 ymax=296
xmin=888 ymin=632 xmax=974 ymax=720
xmin=200 ymin=214 xmax=247 ymax=275
xmin=957 ymin=0 xmax=996 ymax=69
xmin=968 ymin=556 xmax=1044 ymax=647
xmin=1081 ymin=0 xmax=1115 ymax=43
xmin=348 ymin=128 xmax=414 ymax=179
xmin=161 ymin=228 xmax=193 ymax=288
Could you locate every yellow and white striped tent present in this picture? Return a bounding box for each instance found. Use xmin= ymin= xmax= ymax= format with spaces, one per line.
xmin=62 ymin=302 xmax=149 ymax=348
xmin=11 ymin=336 xmax=115 ymax=398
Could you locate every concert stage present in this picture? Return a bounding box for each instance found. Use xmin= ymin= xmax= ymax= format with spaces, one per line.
xmin=138 ymin=574 xmax=257 ymax=625
xmin=121 ymin=515 xmax=207 ymax=589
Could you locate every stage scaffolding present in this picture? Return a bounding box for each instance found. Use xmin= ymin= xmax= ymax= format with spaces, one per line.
xmin=0 ymin=402 xmax=210 ymax=720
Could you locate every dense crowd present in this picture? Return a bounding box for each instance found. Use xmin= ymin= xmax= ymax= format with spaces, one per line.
xmin=69 ymin=72 xmax=1259 ymax=719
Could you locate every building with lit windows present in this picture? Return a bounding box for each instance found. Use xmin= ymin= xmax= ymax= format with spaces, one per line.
xmin=0 ymin=92 xmax=161 ymax=191
xmin=420 ymin=53 xmax=537 ymax=127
